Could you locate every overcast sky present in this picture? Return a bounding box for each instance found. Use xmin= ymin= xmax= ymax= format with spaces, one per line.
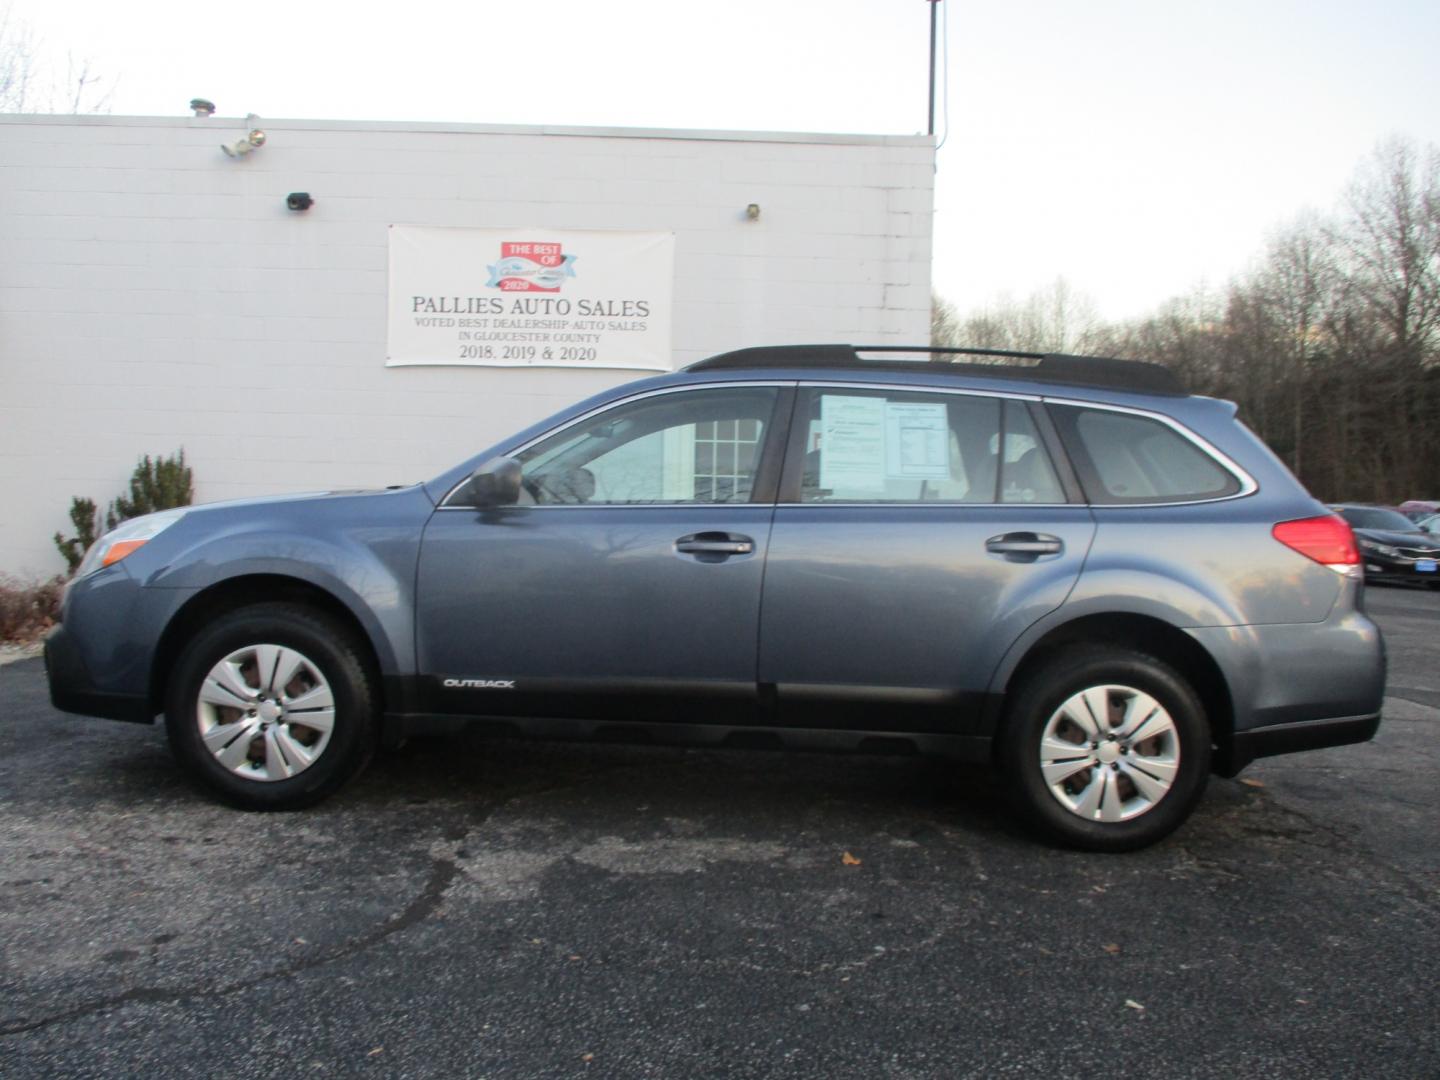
xmin=8 ymin=0 xmax=1440 ymax=321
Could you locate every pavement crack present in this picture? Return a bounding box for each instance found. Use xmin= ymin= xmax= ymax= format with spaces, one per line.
xmin=1233 ymin=794 xmax=1440 ymax=912
xmin=0 ymin=855 xmax=459 ymax=1038
xmin=1 ymin=772 xmax=611 ymax=1039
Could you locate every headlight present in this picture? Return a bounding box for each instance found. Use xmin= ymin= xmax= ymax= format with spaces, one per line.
xmin=1358 ymin=540 xmax=1397 ymax=557
xmin=74 ymin=509 xmax=188 ymax=578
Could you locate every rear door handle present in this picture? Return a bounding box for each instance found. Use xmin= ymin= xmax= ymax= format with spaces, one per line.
xmin=675 ymin=532 xmax=754 ymax=557
xmin=986 ymin=532 xmax=1063 ymax=560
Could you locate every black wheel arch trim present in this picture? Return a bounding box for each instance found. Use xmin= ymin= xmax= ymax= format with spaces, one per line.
xmin=984 ymin=608 xmax=1236 ymax=743
xmin=146 ymin=572 xmax=401 ymax=719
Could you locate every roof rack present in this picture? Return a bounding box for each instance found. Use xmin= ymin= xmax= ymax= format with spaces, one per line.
xmin=684 ymin=345 xmax=1186 ymax=396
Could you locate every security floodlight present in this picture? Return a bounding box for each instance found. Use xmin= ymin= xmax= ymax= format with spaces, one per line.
xmin=221 ymin=115 xmax=267 ymax=158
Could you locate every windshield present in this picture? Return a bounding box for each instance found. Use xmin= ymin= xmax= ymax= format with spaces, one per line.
xmin=1337 ymin=507 xmax=1417 ymax=531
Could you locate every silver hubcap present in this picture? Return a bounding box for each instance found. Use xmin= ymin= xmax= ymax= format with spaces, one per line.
xmin=195 ymin=644 xmax=336 ymax=782
xmin=1038 ymin=684 xmax=1180 ymax=823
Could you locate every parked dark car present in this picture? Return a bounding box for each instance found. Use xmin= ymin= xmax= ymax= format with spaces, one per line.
xmin=46 ymin=345 xmax=1386 ymax=851
xmin=1398 ymin=499 xmax=1440 ymax=522
xmin=1331 ymin=504 xmax=1440 ymax=587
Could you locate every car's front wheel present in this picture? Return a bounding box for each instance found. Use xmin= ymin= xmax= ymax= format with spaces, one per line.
xmin=164 ymin=603 xmax=378 ymax=809
xmin=998 ymin=645 xmax=1211 ymax=852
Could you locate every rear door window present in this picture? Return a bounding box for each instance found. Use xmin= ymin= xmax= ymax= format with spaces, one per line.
xmin=789 ymin=388 xmax=1065 ymax=504
xmin=998 ymin=399 xmax=1066 ymax=504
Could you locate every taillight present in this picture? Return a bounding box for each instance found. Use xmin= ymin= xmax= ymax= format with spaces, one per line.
xmin=1272 ymin=515 xmax=1360 ymax=573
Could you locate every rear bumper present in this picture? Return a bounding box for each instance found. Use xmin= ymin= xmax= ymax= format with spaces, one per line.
xmin=1186 ymin=603 xmax=1385 ymax=777
xmin=45 ymin=625 xmax=153 ymax=724
xmin=1216 ymin=712 xmax=1380 ymax=777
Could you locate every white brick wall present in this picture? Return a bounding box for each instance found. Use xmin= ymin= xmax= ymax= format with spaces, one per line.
xmin=0 ymin=115 xmax=933 ymax=576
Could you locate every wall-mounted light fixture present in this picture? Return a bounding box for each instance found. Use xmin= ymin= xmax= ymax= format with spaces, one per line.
xmin=745 ymin=203 xmax=761 ymax=221
xmin=286 ymin=192 xmax=314 ymax=212
xmin=222 ymin=115 xmax=266 ymax=158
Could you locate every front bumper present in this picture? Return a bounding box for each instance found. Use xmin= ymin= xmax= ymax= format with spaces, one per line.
xmin=1360 ymin=550 xmax=1440 ymax=583
xmin=43 ymin=564 xmax=194 ymax=726
xmin=45 ymin=624 xmax=153 ymax=724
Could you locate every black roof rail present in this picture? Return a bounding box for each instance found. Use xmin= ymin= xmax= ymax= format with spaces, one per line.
xmin=684 ymin=344 xmax=1186 ymax=396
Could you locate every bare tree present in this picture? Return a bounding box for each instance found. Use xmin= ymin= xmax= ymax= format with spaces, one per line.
xmin=1099 ymin=287 xmax=1231 ymax=395
xmin=1331 ymin=138 xmax=1440 ymax=496
xmin=1337 ymin=138 xmax=1440 ymax=365
xmin=0 ymin=5 xmax=111 ymax=113
xmin=935 ymin=138 xmax=1440 ymax=504
xmin=931 ymin=292 xmax=962 ymax=347
xmin=1031 ymin=277 xmax=1102 ymax=354
xmin=0 ymin=5 xmax=38 ymax=111
xmin=938 ymin=278 xmax=1102 ymax=354
xmin=1250 ymin=213 xmax=1341 ymax=479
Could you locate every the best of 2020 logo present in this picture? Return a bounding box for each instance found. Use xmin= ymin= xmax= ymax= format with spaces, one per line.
xmin=485 ymin=242 xmax=578 ymax=293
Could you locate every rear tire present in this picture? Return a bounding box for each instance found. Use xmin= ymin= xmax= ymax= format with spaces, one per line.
xmin=998 ymin=645 xmax=1211 ymax=852
xmin=164 ymin=602 xmax=378 ymax=809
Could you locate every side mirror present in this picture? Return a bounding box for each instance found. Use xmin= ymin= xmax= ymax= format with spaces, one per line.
xmin=462 ymin=456 xmax=523 ymax=508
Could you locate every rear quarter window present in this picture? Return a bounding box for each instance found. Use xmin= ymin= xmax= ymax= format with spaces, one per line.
xmin=1051 ymin=404 xmax=1242 ymax=504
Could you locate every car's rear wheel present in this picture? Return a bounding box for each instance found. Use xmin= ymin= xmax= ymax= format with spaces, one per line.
xmin=998 ymin=645 xmax=1210 ymax=852
xmin=165 ymin=603 xmax=378 ymax=809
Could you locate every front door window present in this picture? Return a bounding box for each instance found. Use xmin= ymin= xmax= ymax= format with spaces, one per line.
xmin=515 ymin=388 xmax=779 ymax=505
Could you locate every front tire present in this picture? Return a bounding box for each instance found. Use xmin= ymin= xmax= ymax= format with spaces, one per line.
xmin=998 ymin=646 xmax=1211 ymax=852
xmin=165 ymin=603 xmax=378 ymax=809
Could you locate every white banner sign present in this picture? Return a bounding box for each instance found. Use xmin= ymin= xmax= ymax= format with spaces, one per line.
xmin=387 ymin=226 xmax=674 ymax=370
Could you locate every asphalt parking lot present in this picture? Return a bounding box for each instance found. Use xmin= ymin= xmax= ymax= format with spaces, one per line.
xmin=2 ymin=585 xmax=1437 ymax=1079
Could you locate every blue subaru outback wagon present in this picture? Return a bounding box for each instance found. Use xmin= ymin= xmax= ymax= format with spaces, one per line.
xmin=46 ymin=346 xmax=1386 ymax=850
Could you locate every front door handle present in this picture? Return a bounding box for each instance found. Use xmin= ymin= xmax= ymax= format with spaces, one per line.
xmin=675 ymin=532 xmax=755 ymax=558
xmin=986 ymin=532 xmax=1063 ymax=561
